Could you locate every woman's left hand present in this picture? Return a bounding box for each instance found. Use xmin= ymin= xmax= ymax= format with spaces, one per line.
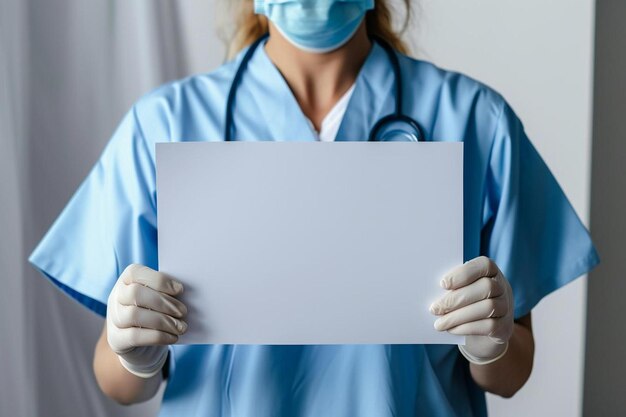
xmin=430 ymin=256 xmax=514 ymax=365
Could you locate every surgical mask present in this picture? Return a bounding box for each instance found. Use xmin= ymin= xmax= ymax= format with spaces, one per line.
xmin=254 ymin=0 xmax=375 ymax=54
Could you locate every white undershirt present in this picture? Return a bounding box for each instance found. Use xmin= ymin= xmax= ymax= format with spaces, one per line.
xmin=306 ymin=84 xmax=356 ymax=142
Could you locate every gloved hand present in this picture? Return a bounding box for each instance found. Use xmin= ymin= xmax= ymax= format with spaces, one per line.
xmin=430 ymin=256 xmax=514 ymax=365
xmin=106 ymin=264 xmax=188 ymax=378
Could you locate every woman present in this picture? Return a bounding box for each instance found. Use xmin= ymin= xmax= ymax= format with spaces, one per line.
xmin=30 ymin=0 xmax=599 ymax=416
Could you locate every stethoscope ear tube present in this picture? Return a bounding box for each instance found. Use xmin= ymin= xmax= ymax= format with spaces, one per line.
xmin=370 ymin=36 xmax=425 ymax=142
xmin=225 ymin=33 xmax=270 ymax=142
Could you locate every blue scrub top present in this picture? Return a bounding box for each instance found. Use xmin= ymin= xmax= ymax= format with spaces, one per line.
xmin=30 ymin=40 xmax=599 ymax=417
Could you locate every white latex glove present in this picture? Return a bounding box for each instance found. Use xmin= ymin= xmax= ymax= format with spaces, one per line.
xmin=430 ymin=256 xmax=514 ymax=365
xmin=106 ymin=264 xmax=188 ymax=378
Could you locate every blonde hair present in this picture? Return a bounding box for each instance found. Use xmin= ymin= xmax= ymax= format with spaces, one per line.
xmin=219 ymin=0 xmax=412 ymax=59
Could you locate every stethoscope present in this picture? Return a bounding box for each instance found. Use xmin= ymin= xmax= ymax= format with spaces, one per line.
xmin=224 ymin=33 xmax=425 ymax=143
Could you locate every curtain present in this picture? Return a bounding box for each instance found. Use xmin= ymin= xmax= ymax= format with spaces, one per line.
xmin=0 ymin=1 xmax=223 ymax=415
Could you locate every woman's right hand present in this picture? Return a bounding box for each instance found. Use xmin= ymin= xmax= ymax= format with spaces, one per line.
xmin=106 ymin=264 xmax=188 ymax=378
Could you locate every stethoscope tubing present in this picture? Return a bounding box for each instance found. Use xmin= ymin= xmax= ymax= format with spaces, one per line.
xmin=225 ymin=34 xmax=270 ymax=143
xmin=224 ymin=33 xmax=425 ymax=143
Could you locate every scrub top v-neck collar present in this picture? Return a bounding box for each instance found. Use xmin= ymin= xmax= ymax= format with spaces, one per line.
xmin=245 ymin=40 xmax=395 ymax=142
xmin=306 ymin=83 xmax=356 ymax=142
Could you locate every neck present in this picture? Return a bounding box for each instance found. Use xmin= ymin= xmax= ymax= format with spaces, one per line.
xmin=264 ymin=22 xmax=371 ymax=132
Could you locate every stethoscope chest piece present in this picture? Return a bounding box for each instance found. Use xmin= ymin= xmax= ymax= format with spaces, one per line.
xmin=368 ymin=114 xmax=424 ymax=142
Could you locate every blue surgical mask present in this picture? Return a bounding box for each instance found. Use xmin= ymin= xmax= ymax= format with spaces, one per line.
xmin=254 ymin=0 xmax=375 ymax=53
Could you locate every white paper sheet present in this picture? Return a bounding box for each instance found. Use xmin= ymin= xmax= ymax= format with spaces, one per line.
xmin=156 ymin=142 xmax=464 ymax=345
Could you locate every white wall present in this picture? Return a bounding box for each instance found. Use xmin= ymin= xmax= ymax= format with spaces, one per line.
xmin=411 ymin=1 xmax=595 ymax=416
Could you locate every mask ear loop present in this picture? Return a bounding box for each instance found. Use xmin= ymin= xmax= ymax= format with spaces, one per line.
xmin=225 ymin=33 xmax=270 ymax=142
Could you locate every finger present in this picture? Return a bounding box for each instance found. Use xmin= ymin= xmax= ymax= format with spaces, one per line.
xmin=121 ymin=264 xmax=183 ymax=296
xmin=441 ymin=256 xmax=499 ymax=290
xmin=447 ymin=319 xmax=509 ymax=342
xmin=433 ymin=297 xmax=508 ymax=331
xmin=117 ymin=327 xmax=179 ymax=347
xmin=112 ymin=305 xmax=187 ymax=335
xmin=118 ymin=283 xmax=187 ymax=318
xmin=430 ymin=277 xmax=504 ymax=315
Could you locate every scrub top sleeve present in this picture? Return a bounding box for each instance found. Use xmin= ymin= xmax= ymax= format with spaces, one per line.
xmin=482 ymin=102 xmax=599 ymax=319
xmin=28 ymin=106 xmax=158 ymax=317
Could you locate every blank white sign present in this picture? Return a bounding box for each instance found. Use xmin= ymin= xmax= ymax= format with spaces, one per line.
xmin=156 ymin=142 xmax=463 ymax=345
